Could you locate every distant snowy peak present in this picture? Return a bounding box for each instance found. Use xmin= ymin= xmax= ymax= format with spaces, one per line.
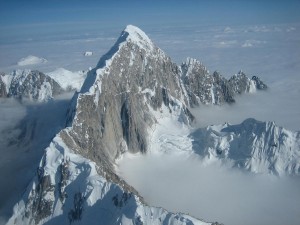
xmin=17 ymin=55 xmax=47 ymax=66
xmin=0 ymin=69 xmax=63 ymax=102
xmin=181 ymin=58 xmax=267 ymax=106
xmin=191 ymin=118 xmax=300 ymax=176
xmin=47 ymin=68 xmax=87 ymax=91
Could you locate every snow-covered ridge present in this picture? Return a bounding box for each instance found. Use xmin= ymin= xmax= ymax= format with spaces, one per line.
xmin=17 ymin=55 xmax=47 ymax=66
xmin=190 ymin=118 xmax=300 ymax=176
xmin=46 ymin=68 xmax=87 ymax=91
xmin=0 ymin=69 xmax=63 ymax=102
xmin=181 ymin=58 xmax=267 ymax=106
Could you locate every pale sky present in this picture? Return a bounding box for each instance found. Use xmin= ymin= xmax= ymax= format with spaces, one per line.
xmin=1 ymin=0 xmax=300 ymax=44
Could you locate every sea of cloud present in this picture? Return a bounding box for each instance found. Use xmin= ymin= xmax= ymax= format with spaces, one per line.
xmin=118 ymin=152 xmax=300 ymax=225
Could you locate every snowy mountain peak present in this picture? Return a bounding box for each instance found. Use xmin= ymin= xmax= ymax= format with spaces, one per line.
xmin=122 ymin=25 xmax=154 ymax=51
xmin=82 ymin=25 xmax=159 ymax=94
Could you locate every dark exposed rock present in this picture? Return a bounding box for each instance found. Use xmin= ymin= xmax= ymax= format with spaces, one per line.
xmin=59 ymin=158 xmax=70 ymax=202
xmin=25 ymin=174 xmax=54 ymax=224
xmin=252 ymin=75 xmax=268 ymax=90
xmin=0 ymin=73 xmax=7 ymax=97
xmin=181 ymin=58 xmax=212 ymax=106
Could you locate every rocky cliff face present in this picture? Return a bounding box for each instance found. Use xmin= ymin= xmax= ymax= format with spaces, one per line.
xmin=62 ymin=25 xmax=194 ymax=180
xmin=0 ymin=70 xmax=63 ymax=102
xmin=190 ymin=118 xmax=300 ymax=175
xmin=181 ymin=58 xmax=267 ymax=106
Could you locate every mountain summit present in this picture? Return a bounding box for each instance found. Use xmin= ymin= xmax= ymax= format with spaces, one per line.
xmin=122 ymin=25 xmax=155 ymax=51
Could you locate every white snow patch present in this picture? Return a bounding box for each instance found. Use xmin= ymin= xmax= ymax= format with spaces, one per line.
xmin=124 ymin=25 xmax=154 ymax=52
xmin=249 ymin=79 xmax=256 ymax=93
xmin=84 ymin=51 xmax=93 ymax=56
xmin=47 ymin=68 xmax=87 ymax=91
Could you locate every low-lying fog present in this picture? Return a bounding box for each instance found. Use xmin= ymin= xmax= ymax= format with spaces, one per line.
xmin=118 ymin=152 xmax=300 ymax=225
xmin=192 ymin=77 xmax=300 ymax=131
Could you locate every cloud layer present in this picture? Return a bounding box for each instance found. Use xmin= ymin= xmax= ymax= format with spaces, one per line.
xmin=191 ymin=83 xmax=300 ymax=132
xmin=118 ymin=153 xmax=300 ymax=225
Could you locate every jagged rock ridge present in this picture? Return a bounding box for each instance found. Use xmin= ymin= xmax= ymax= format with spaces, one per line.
xmin=181 ymin=58 xmax=267 ymax=106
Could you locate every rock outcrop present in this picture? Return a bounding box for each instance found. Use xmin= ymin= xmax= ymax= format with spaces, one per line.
xmin=181 ymin=58 xmax=267 ymax=106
